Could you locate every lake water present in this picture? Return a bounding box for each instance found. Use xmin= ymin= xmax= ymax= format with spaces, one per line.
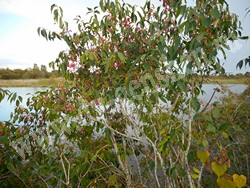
xmin=0 ymin=87 xmax=47 ymax=121
xmin=0 ymin=84 xmax=247 ymax=121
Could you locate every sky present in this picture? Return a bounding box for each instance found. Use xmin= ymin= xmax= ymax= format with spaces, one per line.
xmin=0 ymin=0 xmax=249 ymax=74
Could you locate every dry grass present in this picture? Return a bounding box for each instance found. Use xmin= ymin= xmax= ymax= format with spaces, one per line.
xmin=207 ymin=77 xmax=250 ymax=84
xmin=0 ymin=78 xmax=63 ymax=87
xmin=0 ymin=77 xmax=248 ymax=87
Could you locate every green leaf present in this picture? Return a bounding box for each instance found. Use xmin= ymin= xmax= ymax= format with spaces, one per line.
xmin=7 ymin=163 xmax=15 ymax=172
xmin=239 ymin=36 xmax=249 ymax=40
xmin=143 ymin=62 xmax=150 ymax=71
xmin=108 ymin=174 xmax=117 ymax=186
xmin=186 ymin=21 xmax=195 ymax=33
xmin=218 ymin=123 xmax=229 ymax=131
xmin=187 ymin=151 xmax=196 ymax=162
xmin=159 ymin=139 xmax=169 ymax=153
xmin=212 ymin=107 xmax=220 ymax=119
xmin=211 ymin=8 xmax=220 ymax=19
xmin=192 ymin=39 xmax=201 ymax=49
xmin=41 ymin=29 xmax=48 ymax=40
xmin=191 ymin=97 xmax=200 ymax=112
xmin=117 ymin=52 xmax=126 ymax=63
xmin=59 ymin=7 xmax=63 ymax=17
xmin=59 ymin=17 xmax=63 ymax=28
xmin=186 ymin=62 xmax=192 ymax=74
xmin=87 ymin=7 xmax=93 ymax=12
xmin=10 ymin=92 xmax=17 ymax=103
xmin=125 ymin=76 xmax=130 ymax=87
xmin=236 ymin=60 xmax=243 ymax=70
xmin=50 ymin=4 xmax=56 ymax=13
xmin=174 ymin=36 xmax=181 ymax=49
xmin=37 ymin=27 xmax=41 ymax=36
xmin=149 ymin=161 xmax=155 ymax=170
xmin=202 ymin=17 xmax=211 ymax=27
xmin=99 ymin=0 xmax=105 ymax=11
xmin=16 ymin=100 xmax=20 ymax=106
xmin=178 ymin=167 xmax=186 ymax=177
xmin=207 ymin=124 xmax=216 ymax=133
xmin=193 ymin=113 xmax=201 ymax=121
xmin=141 ymin=54 xmax=147 ymax=61
xmin=177 ymin=80 xmax=187 ymax=92
xmin=54 ymin=9 xmax=59 ymax=22
xmin=205 ymin=115 xmax=214 ymax=123
xmin=18 ymin=95 xmax=23 ymax=102
xmin=212 ymin=162 xmax=227 ymax=177
xmin=89 ymin=52 xmax=97 ymax=61
xmin=0 ymin=136 xmax=7 ymax=144
xmin=160 ymin=36 xmax=166 ymax=45
xmin=0 ymin=93 xmax=3 ymax=102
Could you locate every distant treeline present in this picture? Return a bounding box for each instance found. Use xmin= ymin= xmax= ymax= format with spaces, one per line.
xmin=0 ymin=63 xmax=249 ymax=80
xmin=0 ymin=64 xmax=61 ymax=79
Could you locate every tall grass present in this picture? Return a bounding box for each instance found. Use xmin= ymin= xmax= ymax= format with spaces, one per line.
xmin=0 ymin=77 xmax=249 ymax=87
xmin=0 ymin=78 xmax=63 ymax=87
xmin=207 ymin=77 xmax=250 ymax=84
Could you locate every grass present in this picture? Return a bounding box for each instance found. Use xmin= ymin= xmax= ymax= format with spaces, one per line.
xmin=206 ymin=77 xmax=250 ymax=84
xmin=0 ymin=78 xmax=63 ymax=87
xmin=0 ymin=77 xmax=249 ymax=87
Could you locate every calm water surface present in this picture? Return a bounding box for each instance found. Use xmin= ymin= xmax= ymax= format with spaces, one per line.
xmin=0 ymin=84 xmax=247 ymax=121
xmin=0 ymin=87 xmax=47 ymax=121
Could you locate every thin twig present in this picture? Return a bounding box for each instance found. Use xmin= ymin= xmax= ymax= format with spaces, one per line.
xmin=39 ymin=175 xmax=50 ymax=188
xmin=201 ymin=88 xmax=217 ymax=113
xmin=185 ymin=80 xmax=194 ymax=188
xmin=13 ymin=172 xmax=29 ymax=188
xmin=60 ymin=153 xmax=69 ymax=187
xmin=168 ymin=93 xmax=180 ymax=115
xmin=198 ymin=164 xmax=204 ymax=188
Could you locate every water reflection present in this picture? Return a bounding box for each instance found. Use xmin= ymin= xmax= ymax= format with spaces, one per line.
xmin=0 ymin=84 xmax=247 ymax=121
xmin=0 ymin=87 xmax=47 ymax=121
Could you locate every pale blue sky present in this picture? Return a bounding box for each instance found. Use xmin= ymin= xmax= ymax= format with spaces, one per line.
xmin=0 ymin=0 xmax=249 ymax=73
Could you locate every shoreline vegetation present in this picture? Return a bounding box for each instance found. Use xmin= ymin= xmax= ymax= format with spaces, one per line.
xmin=1 ymin=64 xmax=249 ymax=87
xmin=0 ymin=78 xmax=63 ymax=87
xmin=0 ymin=77 xmax=249 ymax=87
xmin=205 ymin=77 xmax=249 ymax=84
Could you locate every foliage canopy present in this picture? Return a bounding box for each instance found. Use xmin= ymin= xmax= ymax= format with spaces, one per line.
xmin=0 ymin=0 xmax=249 ymax=187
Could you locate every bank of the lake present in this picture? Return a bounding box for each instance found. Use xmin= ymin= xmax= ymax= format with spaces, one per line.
xmin=206 ymin=77 xmax=250 ymax=84
xmin=0 ymin=78 xmax=63 ymax=87
xmin=0 ymin=77 xmax=249 ymax=87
